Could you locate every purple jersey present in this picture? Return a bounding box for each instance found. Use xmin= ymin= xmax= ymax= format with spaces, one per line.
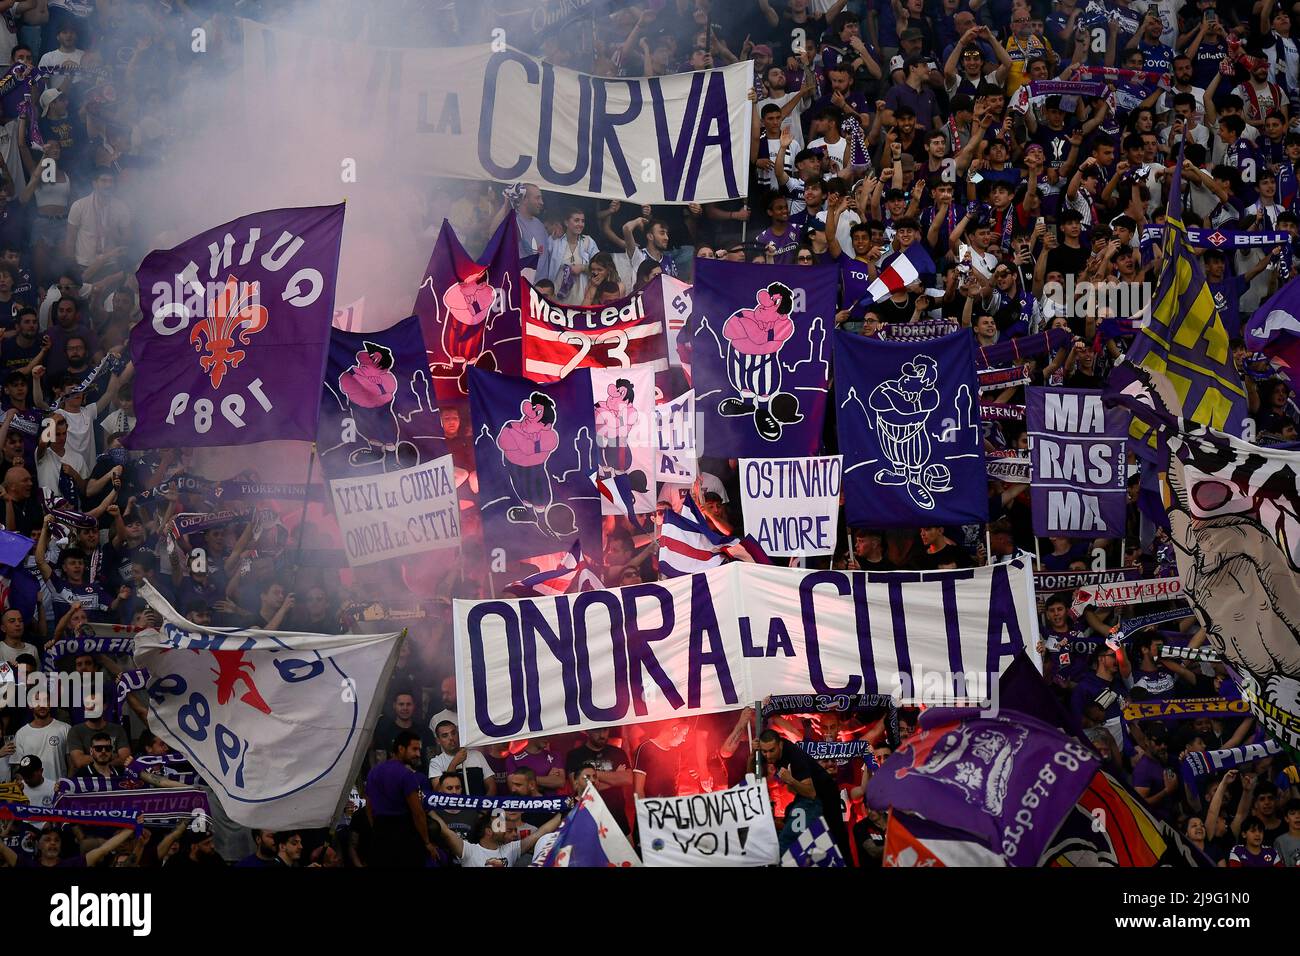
xmin=756 ymin=225 xmax=800 ymax=265
xmin=364 ymin=758 xmax=423 ymax=817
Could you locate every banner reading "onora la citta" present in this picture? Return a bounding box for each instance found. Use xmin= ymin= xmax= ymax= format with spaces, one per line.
xmin=453 ymin=559 xmax=1037 ymax=746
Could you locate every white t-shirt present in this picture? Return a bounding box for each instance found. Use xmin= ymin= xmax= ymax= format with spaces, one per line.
xmin=66 ymin=195 xmax=131 ymax=269
xmin=57 ymin=402 xmax=98 ymax=464
xmin=37 ymin=48 xmax=84 ymax=90
xmin=36 ymin=444 xmax=87 ymax=501
xmin=806 ymin=135 xmax=848 ymax=173
xmin=959 ymin=243 xmax=999 ymax=279
xmin=0 ymin=640 xmax=37 ymax=667
xmin=11 ymin=719 xmax=71 ymax=778
xmin=458 ymin=839 xmax=522 ymax=868
xmin=428 ymin=748 xmax=494 ymax=782
xmin=20 ymin=775 xmax=58 ymax=807
xmin=757 ymin=91 xmax=806 ymax=148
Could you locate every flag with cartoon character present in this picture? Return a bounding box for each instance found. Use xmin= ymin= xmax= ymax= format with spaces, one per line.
xmin=468 ymin=365 xmax=602 ymax=577
xmin=833 ymin=328 xmax=987 ymax=527
xmin=687 ymin=260 xmax=834 ymax=457
xmin=317 ymin=314 xmax=446 ymax=479
xmin=414 ymin=214 xmax=526 ymax=400
xmin=1110 ymin=363 xmax=1300 ymax=757
xmin=590 ymin=365 xmax=655 ymax=515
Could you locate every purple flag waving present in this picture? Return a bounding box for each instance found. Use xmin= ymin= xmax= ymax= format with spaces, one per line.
xmin=687 ymin=259 xmax=834 ymax=457
xmin=866 ymin=707 xmax=1099 ymax=866
xmin=468 ymin=365 xmax=601 ymax=584
xmin=317 ymin=314 xmax=446 ymax=479
xmin=1027 ymin=387 xmax=1128 ymax=538
xmin=832 ymin=328 xmax=987 ymax=527
xmin=414 ymin=214 xmax=525 ymax=401
xmin=127 ymin=204 xmax=345 ymax=449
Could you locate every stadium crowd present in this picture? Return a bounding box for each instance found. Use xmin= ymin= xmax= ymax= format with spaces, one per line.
xmin=0 ymin=0 xmax=1298 ymax=868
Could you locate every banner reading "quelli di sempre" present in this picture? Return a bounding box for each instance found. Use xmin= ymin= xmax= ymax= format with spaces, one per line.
xmin=453 ymin=559 xmax=1037 ymax=745
xmin=241 ymin=21 xmax=753 ymax=205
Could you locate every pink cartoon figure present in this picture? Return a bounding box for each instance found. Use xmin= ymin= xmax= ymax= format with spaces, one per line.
xmin=337 ymin=341 xmax=416 ymax=469
xmin=432 ymin=267 xmax=500 ymax=393
xmin=718 ymin=281 xmax=803 ymax=441
xmin=593 ymin=378 xmax=648 ymax=493
xmin=495 ymin=392 xmax=575 ymax=536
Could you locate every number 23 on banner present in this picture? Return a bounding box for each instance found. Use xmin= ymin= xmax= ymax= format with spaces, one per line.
xmin=166 ymin=378 xmax=274 ymax=434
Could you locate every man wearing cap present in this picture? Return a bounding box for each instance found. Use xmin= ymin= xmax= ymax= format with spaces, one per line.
xmin=943 ymin=25 xmax=1011 ymax=98
xmin=13 ymin=754 xmax=56 ymax=806
xmin=887 ymin=28 xmax=931 ymax=86
xmin=883 ymin=56 xmax=941 ymax=132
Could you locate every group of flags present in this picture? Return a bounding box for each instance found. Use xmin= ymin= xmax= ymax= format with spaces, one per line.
xmin=104 ymin=127 xmax=1300 ymax=860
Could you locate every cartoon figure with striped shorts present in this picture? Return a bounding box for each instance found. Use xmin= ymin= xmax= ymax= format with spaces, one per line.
xmin=717 ymin=282 xmax=803 ymax=441
xmin=593 ymin=378 xmax=648 ymax=494
xmin=867 ymin=355 xmax=952 ymax=510
xmin=495 ymin=393 xmax=575 ymax=537
xmin=430 ymin=267 xmax=500 ymax=394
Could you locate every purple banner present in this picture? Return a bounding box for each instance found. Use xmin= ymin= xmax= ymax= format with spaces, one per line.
xmin=833 ymin=329 xmax=987 ymax=528
xmin=687 ymin=260 xmax=834 ymax=457
xmin=414 ymin=214 xmax=525 ymax=401
xmin=128 ymin=204 xmax=345 ymax=448
xmin=1027 ymin=387 xmax=1128 ymax=538
xmin=318 ymin=314 xmax=446 ymax=479
xmin=52 ymin=787 xmax=210 ymax=826
xmin=468 ymin=366 xmax=602 ymax=581
xmin=867 ymin=707 xmax=1099 ymax=866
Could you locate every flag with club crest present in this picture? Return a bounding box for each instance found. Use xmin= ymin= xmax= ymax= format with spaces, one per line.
xmin=127 ymin=203 xmax=345 ymax=449
xmin=538 ymin=781 xmax=641 ymax=867
xmin=133 ymin=582 xmax=403 ymax=830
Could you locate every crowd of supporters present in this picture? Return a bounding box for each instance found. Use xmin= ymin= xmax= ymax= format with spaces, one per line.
xmin=0 ymin=0 xmax=1297 ymax=868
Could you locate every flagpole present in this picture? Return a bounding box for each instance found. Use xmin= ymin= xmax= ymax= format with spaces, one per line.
xmin=291 ymin=442 xmax=317 ymax=574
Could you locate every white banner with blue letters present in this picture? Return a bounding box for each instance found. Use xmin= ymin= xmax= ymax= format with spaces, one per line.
xmin=454 ymin=558 xmax=1036 ymax=745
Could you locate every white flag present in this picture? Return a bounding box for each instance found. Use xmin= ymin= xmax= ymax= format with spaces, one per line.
xmin=636 ymin=777 xmax=780 ymax=867
xmin=134 ymin=582 xmax=403 ymax=829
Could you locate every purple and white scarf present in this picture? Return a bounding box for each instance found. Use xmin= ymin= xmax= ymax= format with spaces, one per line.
xmin=424 ymin=793 xmax=570 ymax=814
xmin=1182 ymin=739 xmax=1283 ymax=780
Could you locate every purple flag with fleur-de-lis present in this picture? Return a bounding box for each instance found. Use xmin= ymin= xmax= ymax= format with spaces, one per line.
xmin=125 ymin=204 xmax=345 ymax=449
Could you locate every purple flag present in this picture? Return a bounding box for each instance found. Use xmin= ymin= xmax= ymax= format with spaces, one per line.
xmin=687 ymin=259 xmax=833 ymax=457
xmin=467 ymin=365 xmax=601 ymax=585
xmin=832 ymin=328 xmax=987 ymax=527
xmin=317 ymin=314 xmax=446 ymax=479
xmin=414 ymin=214 xmax=525 ymax=401
xmin=127 ymin=204 xmax=345 ymax=449
xmin=1026 ymin=387 xmax=1128 ymax=538
xmin=866 ymin=707 xmax=1099 ymax=866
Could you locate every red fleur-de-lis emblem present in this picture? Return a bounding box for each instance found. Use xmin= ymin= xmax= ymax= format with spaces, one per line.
xmin=189 ymin=276 xmax=269 ymax=389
